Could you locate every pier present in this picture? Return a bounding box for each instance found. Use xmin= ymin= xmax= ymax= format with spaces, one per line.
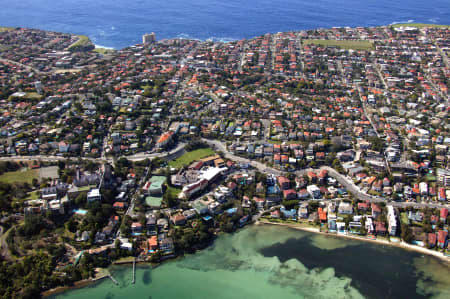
xmin=108 ymin=275 xmax=119 ymax=285
xmin=132 ymin=258 xmax=136 ymax=284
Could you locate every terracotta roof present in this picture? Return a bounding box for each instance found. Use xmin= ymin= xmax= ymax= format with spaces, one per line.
xmin=438 ymin=230 xmax=448 ymax=243
xmin=318 ymin=208 xmax=327 ymax=221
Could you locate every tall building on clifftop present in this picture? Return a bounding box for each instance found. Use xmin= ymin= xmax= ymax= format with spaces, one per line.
xmin=142 ymin=32 xmax=156 ymax=44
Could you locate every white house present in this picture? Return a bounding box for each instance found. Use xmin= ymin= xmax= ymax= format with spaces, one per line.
xmin=87 ymin=188 xmax=102 ymax=202
xmin=307 ymin=185 xmax=321 ymax=199
xmin=387 ymin=205 xmax=397 ymax=236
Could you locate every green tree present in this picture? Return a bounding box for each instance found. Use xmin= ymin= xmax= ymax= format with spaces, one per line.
xmin=401 ymin=223 xmax=413 ymax=243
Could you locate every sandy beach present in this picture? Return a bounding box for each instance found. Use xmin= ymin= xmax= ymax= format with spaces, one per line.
xmin=43 ymin=221 xmax=449 ymax=297
xmin=258 ymin=220 xmax=450 ymax=263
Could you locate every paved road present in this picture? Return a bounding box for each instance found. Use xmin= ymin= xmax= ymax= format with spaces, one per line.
xmin=0 ymin=58 xmax=46 ymax=74
xmin=0 ymin=155 xmax=102 ymax=163
xmin=202 ymin=138 xmax=448 ymax=209
xmin=0 ymin=142 xmax=187 ymax=164
xmin=1 ymin=138 xmax=447 ymax=210
xmin=202 ymin=138 xmax=283 ymax=175
xmin=434 ymin=40 xmax=449 ymax=68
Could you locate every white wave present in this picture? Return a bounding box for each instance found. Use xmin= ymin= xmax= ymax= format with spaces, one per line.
xmin=390 ymin=19 xmax=415 ymax=25
xmin=175 ymin=33 xmax=237 ymax=43
xmin=94 ymin=44 xmax=115 ymax=50
xmin=206 ymin=36 xmax=238 ymax=43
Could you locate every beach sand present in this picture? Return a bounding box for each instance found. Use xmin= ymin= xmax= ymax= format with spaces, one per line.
xmin=257 ymin=220 xmax=450 ymax=263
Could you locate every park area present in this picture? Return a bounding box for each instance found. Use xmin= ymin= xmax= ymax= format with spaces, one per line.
xmin=168 ymin=148 xmax=215 ymax=168
xmin=0 ymin=165 xmax=59 ymax=185
xmin=390 ymin=23 xmax=449 ymax=28
xmin=303 ymin=39 xmax=374 ymax=50
xmin=0 ymin=168 xmax=39 ymax=184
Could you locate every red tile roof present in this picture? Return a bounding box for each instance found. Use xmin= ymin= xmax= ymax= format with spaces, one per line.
xmin=318 ymin=208 xmax=327 ymax=221
xmin=438 ymin=230 xmax=448 ymax=243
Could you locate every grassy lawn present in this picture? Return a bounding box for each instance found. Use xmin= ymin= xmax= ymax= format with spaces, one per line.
xmin=424 ymin=175 xmax=436 ymax=182
xmin=400 ymin=212 xmax=410 ymax=225
xmin=78 ymin=185 xmax=96 ymax=192
xmin=67 ymin=35 xmax=91 ymax=51
xmin=168 ymin=148 xmax=215 ymax=168
xmin=0 ymin=169 xmax=39 ymax=184
xmin=113 ymin=256 xmax=135 ymax=264
xmin=390 ymin=23 xmax=450 ymax=28
xmin=166 ymin=185 xmax=181 ymax=198
xmin=9 ymin=92 xmax=43 ymax=101
xmin=24 ymin=92 xmax=43 ymax=100
xmin=303 ymin=39 xmax=374 ymax=50
xmin=93 ymin=47 xmax=115 ymax=55
xmin=368 ymin=190 xmax=381 ymax=196
xmin=0 ymin=27 xmax=14 ymax=32
xmin=25 ymin=191 xmax=39 ymax=201
xmin=260 ymin=218 xmax=320 ymax=229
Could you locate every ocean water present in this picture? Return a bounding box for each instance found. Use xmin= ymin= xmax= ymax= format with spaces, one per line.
xmin=51 ymin=225 xmax=450 ymax=299
xmin=1 ymin=0 xmax=449 ymax=49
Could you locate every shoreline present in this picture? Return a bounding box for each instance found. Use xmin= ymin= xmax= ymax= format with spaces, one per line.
xmin=42 ymin=261 xmax=156 ymax=298
xmin=257 ymin=220 xmax=450 ymax=264
xmin=42 ymin=278 xmax=103 ymax=298
xmin=43 ymin=221 xmax=449 ymax=297
xmin=2 ymin=23 xmax=449 ymax=52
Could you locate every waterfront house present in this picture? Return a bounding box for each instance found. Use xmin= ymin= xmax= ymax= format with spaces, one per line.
xmin=438 ymin=230 xmax=448 ymax=249
xmin=148 ymin=236 xmax=158 ymax=251
xmin=298 ymin=203 xmax=308 ymax=219
xmin=239 ymin=215 xmax=249 ymax=227
xmin=374 ymin=221 xmax=387 ymax=236
xmin=271 ymin=210 xmax=281 ymax=219
xmin=160 ymin=238 xmax=174 ymax=254
xmin=253 ymin=197 xmax=265 ymax=209
xmin=318 ymin=207 xmax=327 ymax=223
xmin=280 ymin=207 xmax=297 ymax=220
xmin=428 ymin=233 xmax=437 ymax=248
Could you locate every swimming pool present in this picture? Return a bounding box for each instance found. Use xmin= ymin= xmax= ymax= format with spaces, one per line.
xmin=73 ymin=209 xmax=88 ymax=215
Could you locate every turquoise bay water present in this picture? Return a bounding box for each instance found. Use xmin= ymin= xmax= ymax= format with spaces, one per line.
xmin=52 ymin=225 xmax=450 ymax=299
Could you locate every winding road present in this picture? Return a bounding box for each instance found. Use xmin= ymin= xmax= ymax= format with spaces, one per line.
xmin=201 ymin=138 xmax=448 ymax=210
xmin=0 ymin=138 xmax=447 ymax=210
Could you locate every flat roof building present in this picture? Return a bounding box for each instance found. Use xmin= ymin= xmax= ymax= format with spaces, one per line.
xmin=387 ymin=205 xmax=397 ymax=236
xmin=87 ymin=188 xmax=101 ymax=202
xmin=143 ymin=32 xmax=156 ymax=44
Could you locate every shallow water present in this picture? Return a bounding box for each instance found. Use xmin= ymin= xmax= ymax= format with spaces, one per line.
xmin=51 ymin=224 xmax=450 ymax=299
